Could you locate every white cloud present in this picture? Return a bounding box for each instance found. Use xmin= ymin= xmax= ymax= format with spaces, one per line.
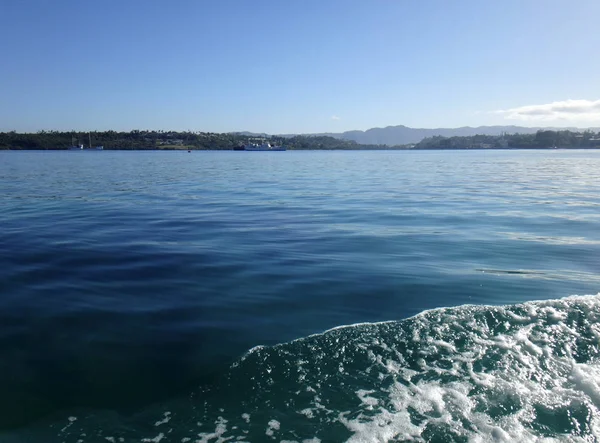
xmin=331 ymin=115 xmax=341 ymax=121
xmin=494 ymin=99 xmax=600 ymax=122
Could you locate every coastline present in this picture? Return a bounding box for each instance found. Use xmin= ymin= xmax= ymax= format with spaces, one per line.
xmin=3 ymin=147 xmax=600 ymax=151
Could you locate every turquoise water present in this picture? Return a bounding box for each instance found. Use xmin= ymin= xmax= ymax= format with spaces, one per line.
xmin=1 ymin=149 xmax=599 ymax=442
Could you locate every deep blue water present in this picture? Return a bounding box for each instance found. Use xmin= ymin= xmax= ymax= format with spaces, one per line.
xmin=1 ymin=149 xmax=600 ymax=442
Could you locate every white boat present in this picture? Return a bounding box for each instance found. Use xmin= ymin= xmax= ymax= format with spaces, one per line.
xmin=85 ymin=133 xmax=103 ymax=150
xmin=243 ymin=142 xmax=285 ymax=151
xmin=69 ymin=135 xmax=83 ymax=150
xmin=69 ymin=133 xmax=103 ymax=150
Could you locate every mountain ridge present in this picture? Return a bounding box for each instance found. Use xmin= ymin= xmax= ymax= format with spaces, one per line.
xmin=236 ymin=125 xmax=600 ymax=146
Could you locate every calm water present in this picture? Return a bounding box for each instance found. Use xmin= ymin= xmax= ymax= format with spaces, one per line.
xmin=1 ymin=149 xmax=600 ymax=442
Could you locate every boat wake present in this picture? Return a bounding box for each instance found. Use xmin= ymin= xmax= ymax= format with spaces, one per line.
xmin=8 ymin=294 xmax=600 ymax=442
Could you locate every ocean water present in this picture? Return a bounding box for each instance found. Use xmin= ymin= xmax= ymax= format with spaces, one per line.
xmin=1 ymin=149 xmax=599 ymax=442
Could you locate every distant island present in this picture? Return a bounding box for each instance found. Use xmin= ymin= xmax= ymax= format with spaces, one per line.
xmin=303 ymin=124 xmax=600 ymax=146
xmin=1 ymin=128 xmax=600 ymax=150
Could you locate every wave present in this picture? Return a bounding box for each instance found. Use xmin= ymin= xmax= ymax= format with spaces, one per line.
xmin=11 ymin=294 xmax=600 ymax=442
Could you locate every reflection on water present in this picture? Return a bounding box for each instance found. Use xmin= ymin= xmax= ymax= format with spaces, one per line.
xmin=1 ymin=149 xmax=600 ymax=439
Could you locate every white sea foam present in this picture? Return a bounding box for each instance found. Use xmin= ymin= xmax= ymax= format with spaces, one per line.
xmin=194 ymin=416 xmax=229 ymax=443
xmin=141 ymin=432 xmax=165 ymax=443
xmin=330 ymin=294 xmax=600 ymax=442
xmin=570 ymin=364 xmax=600 ymax=408
xmin=265 ymin=419 xmax=280 ymax=437
xmin=59 ymin=416 xmax=77 ymax=433
xmin=154 ymin=411 xmax=171 ymax=426
xmin=46 ymin=294 xmax=600 ymax=443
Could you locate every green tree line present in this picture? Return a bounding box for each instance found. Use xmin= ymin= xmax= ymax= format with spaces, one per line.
xmin=415 ymin=130 xmax=600 ymax=150
xmin=1 ymin=129 xmax=599 ymax=150
xmin=0 ymin=130 xmax=385 ymax=150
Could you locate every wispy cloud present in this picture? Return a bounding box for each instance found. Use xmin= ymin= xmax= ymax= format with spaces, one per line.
xmin=331 ymin=115 xmax=341 ymax=121
xmin=494 ymin=99 xmax=600 ymax=121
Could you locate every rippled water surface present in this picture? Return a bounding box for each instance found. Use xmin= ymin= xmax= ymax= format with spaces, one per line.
xmin=1 ymin=149 xmax=600 ymax=441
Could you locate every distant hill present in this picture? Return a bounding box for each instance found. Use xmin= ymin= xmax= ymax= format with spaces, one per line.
xmin=229 ymin=131 xmax=271 ymax=138
xmin=269 ymin=125 xmax=598 ymax=146
xmin=323 ymin=125 xmax=599 ymax=146
xmin=234 ymin=125 xmax=600 ymax=146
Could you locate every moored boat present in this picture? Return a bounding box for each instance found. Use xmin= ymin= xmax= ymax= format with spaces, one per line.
xmin=242 ymin=142 xmax=285 ymax=151
xmin=84 ymin=133 xmax=103 ymax=150
xmin=69 ymin=135 xmax=83 ymax=150
xmin=69 ymin=133 xmax=103 ymax=150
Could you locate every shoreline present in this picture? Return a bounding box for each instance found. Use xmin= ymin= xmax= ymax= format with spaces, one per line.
xmin=3 ymin=147 xmax=600 ymax=152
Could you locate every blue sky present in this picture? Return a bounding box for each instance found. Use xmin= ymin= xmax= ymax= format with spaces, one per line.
xmin=1 ymin=0 xmax=599 ymax=133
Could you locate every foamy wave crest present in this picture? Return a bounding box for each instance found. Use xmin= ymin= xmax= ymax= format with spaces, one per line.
xmin=29 ymin=294 xmax=600 ymax=442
